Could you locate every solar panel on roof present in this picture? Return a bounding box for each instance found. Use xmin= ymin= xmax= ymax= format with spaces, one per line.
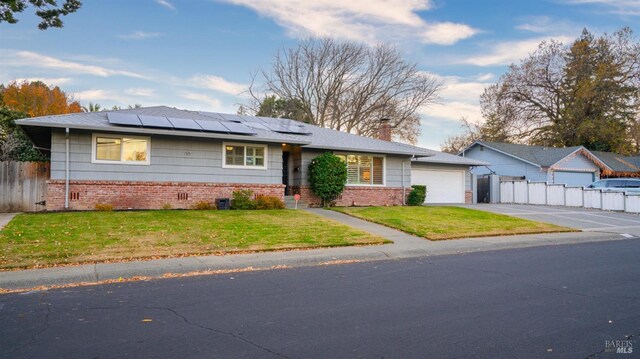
xmin=199 ymin=112 xmax=226 ymax=121
xmin=138 ymin=115 xmax=174 ymax=128
xmin=221 ymin=122 xmax=257 ymax=135
xmin=217 ymin=114 xmax=245 ymax=123
xmin=167 ymin=117 xmax=202 ymax=131
xmin=244 ymin=122 xmax=270 ymax=131
xmin=195 ymin=120 xmax=230 ymax=133
xmin=107 ymin=113 xmax=142 ymax=126
xmin=265 ymin=123 xmax=311 ymax=135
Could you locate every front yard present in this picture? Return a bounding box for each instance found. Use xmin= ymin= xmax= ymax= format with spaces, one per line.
xmin=0 ymin=210 xmax=387 ymax=270
xmin=332 ymin=206 xmax=574 ymax=240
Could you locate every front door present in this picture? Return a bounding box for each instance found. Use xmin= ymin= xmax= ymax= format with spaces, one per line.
xmin=282 ymin=152 xmax=290 ymax=195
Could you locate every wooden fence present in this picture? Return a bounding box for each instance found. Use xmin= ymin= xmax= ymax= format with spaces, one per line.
xmin=0 ymin=162 xmax=50 ymax=212
xmin=500 ymin=180 xmax=640 ymax=213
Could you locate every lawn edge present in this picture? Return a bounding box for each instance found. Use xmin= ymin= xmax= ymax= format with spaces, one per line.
xmin=329 ymin=206 xmax=578 ymax=240
xmin=0 ymin=239 xmax=392 ymax=272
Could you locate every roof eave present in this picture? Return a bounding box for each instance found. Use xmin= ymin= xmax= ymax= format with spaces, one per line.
xmin=304 ymin=144 xmax=433 ymax=157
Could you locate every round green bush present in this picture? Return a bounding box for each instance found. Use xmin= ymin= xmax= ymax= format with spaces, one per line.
xmin=309 ymin=152 xmax=347 ymax=207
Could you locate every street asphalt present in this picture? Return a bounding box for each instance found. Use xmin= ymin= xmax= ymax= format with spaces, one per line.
xmin=0 ymin=206 xmax=631 ymax=290
xmin=1 ymin=239 xmax=638 ymax=358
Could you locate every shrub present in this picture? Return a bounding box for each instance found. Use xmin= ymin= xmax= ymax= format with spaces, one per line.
xmin=255 ymin=196 xmax=285 ymax=210
xmin=309 ymin=152 xmax=347 ymax=207
xmin=407 ymin=185 xmax=427 ymax=206
xmin=231 ymin=190 xmax=256 ymax=210
xmin=192 ymin=201 xmax=216 ymax=210
xmin=95 ymin=203 xmax=114 ymax=212
xmin=161 ymin=203 xmax=172 ymax=210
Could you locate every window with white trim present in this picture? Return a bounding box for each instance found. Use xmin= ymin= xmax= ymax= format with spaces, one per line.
xmin=92 ymin=134 xmax=149 ymax=164
xmin=223 ymin=143 xmax=267 ymax=168
xmin=337 ymin=154 xmax=384 ymax=185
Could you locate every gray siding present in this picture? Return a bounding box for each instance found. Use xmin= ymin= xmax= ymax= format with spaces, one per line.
xmin=299 ymin=149 xmax=411 ymax=187
xmin=548 ymin=153 xmax=599 ymax=185
xmin=553 ymin=153 xmax=600 ymax=171
xmin=51 ymin=129 xmax=283 ymax=184
xmin=465 ymin=146 xmax=547 ymax=181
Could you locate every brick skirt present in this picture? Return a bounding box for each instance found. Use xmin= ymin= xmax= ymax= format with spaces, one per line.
xmin=292 ymin=185 xmax=407 ymax=207
xmin=46 ymin=180 xmax=285 ymax=211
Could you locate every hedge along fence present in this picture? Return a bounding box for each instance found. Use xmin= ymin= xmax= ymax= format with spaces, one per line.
xmin=500 ymin=180 xmax=640 ymax=213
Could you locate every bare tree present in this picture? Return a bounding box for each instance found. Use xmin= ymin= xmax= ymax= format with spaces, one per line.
xmin=440 ymin=117 xmax=480 ymax=154
xmin=480 ymin=28 xmax=640 ymax=153
xmin=248 ymin=38 xmax=443 ymax=144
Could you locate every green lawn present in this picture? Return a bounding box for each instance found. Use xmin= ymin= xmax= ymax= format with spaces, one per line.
xmin=0 ymin=210 xmax=387 ymax=270
xmin=332 ymin=206 xmax=575 ymax=240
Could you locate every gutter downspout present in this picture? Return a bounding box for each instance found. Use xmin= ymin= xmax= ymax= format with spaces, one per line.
xmin=402 ymin=161 xmax=406 ymax=205
xmin=65 ymin=128 xmax=70 ymax=210
xmin=404 ymin=155 xmax=415 ymax=206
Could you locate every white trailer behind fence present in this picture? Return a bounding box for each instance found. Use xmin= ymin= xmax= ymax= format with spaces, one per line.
xmin=500 ymin=180 xmax=640 ymax=213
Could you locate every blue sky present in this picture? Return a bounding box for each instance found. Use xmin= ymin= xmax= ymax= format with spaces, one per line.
xmin=1 ymin=0 xmax=638 ymax=149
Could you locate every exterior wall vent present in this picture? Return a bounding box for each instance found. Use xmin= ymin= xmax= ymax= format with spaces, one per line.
xmin=178 ymin=192 xmax=189 ymax=201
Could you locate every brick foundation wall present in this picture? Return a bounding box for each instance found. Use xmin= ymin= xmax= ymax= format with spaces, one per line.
xmin=292 ymin=185 xmax=407 ymax=207
xmin=465 ymin=191 xmax=473 ymax=204
xmin=47 ymin=180 xmax=285 ymax=211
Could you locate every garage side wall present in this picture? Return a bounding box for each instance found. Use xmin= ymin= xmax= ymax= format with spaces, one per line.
xmin=549 ymin=153 xmax=600 ymax=186
xmin=464 ymin=146 xmax=546 ymax=181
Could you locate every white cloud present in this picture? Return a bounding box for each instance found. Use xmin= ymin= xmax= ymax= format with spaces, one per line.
xmin=417 ymin=73 xmax=493 ymax=128
xmin=515 ymin=16 xmax=581 ymax=36
xmin=180 ymin=91 xmax=223 ymax=109
xmin=187 ymin=75 xmax=246 ymax=95
xmin=474 ymin=73 xmax=495 ymax=82
xmin=11 ymin=77 xmax=73 ymax=86
xmin=74 ymin=89 xmax=159 ymax=107
xmin=561 ymin=0 xmax=640 ymax=15
xmin=156 ymin=0 xmax=176 ymax=11
xmin=124 ymin=88 xmax=155 ymax=97
xmin=426 ymin=102 xmax=483 ymax=123
xmin=75 ymin=89 xmax=124 ymax=102
xmin=420 ymin=22 xmax=479 ymax=45
xmin=217 ymin=0 xmax=478 ymax=45
xmin=1 ymin=50 xmax=148 ymax=79
xmin=117 ymin=31 xmax=162 ymax=40
xmin=460 ymin=36 xmax=573 ymax=66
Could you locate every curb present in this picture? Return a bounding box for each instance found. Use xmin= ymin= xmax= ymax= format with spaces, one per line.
xmin=0 ymin=231 xmax=632 ymax=291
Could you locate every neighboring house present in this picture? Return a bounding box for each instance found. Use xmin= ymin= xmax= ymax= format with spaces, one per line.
xmin=589 ymin=151 xmax=640 ymax=177
xmin=461 ymin=141 xmax=640 ymax=187
xmin=411 ymin=151 xmax=488 ymax=204
xmin=16 ymin=106 xmax=474 ymax=210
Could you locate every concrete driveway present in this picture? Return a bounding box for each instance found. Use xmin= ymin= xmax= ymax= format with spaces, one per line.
xmin=463 ymin=203 xmax=640 ymax=236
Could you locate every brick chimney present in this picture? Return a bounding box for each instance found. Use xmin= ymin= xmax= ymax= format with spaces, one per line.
xmin=379 ymin=118 xmax=392 ymax=141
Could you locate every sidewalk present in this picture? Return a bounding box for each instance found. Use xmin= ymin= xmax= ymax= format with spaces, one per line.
xmin=0 ymin=213 xmax=18 ymax=230
xmin=0 ymin=209 xmax=633 ymax=291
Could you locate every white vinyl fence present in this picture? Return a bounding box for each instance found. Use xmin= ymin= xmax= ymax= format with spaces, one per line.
xmin=500 ymin=180 xmax=640 ymax=213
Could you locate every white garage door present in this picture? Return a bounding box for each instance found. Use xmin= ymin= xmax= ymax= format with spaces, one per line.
xmin=411 ymin=169 xmax=465 ymax=203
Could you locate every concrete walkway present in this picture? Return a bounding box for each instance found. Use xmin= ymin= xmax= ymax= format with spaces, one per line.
xmin=0 ymin=209 xmax=634 ymax=291
xmin=0 ymin=213 xmax=18 ymax=230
